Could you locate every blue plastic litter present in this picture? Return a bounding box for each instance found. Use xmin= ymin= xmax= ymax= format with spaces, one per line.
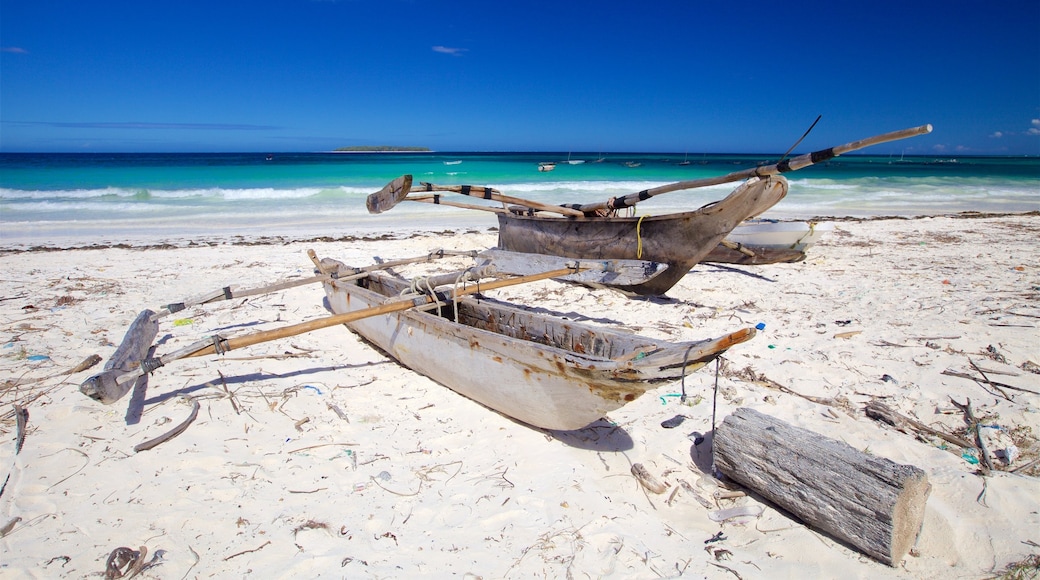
xmin=302 ymin=385 xmax=323 ymax=395
xmin=27 ymin=355 xmax=50 ymax=361
xmin=755 ymin=322 xmax=766 ymax=330
xmin=659 ymin=393 xmax=683 ymax=405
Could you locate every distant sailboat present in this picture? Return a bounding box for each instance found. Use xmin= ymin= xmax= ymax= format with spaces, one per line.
xmin=565 ymin=152 xmax=585 ymax=165
xmin=678 ymin=152 xmax=691 ymax=166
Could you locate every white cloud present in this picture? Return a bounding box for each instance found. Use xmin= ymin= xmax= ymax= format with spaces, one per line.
xmin=1029 ymin=119 xmax=1040 ymax=136
xmin=432 ymin=46 xmax=466 ymax=56
xmin=990 ymin=131 xmax=1003 ymax=138
xmin=1 ymin=47 xmax=28 ymax=54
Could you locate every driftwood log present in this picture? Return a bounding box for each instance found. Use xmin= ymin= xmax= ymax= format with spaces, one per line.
xmin=79 ymin=309 xmax=158 ymax=404
xmin=713 ymin=407 xmax=931 ymax=567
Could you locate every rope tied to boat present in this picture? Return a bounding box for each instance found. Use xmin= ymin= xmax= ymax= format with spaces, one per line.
xmin=678 ymin=346 xmax=723 ymax=476
xmin=711 ymin=356 xmax=721 ymax=478
xmin=451 ymin=266 xmax=490 ymax=323
xmin=210 ymin=334 xmax=231 ymax=355
xmin=404 ymin=265 xmax=496 ymax=320
xmin=635 ymin=214 xmax=648 ymax=259
xmin=139 ymin=357 xmax=164 ymax=375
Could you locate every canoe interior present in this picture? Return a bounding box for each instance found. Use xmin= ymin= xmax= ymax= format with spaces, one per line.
xmin=354 ymin=271 xmax=666 ymax=362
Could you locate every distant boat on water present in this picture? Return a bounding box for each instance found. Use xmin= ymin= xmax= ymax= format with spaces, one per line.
xmin=444 ymin=160 xmax=463 ymax=165
xmin=623 ymin=161 xmax=641 ymax=168
xmin=538 ymin=162 xmax=556 ymax=172
xmin=565 ymin=153 xmax=585 ymax=165
xmin=678 ymin=153 xmax=691 ymax=166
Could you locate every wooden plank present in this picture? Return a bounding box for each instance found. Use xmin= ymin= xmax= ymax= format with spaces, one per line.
xmin=79 ymin=309 xmax=159 ymax=404
xmin=713 ymin=407 xmax=930 ymax=566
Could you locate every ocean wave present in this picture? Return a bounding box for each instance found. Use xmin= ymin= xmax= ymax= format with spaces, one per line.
xmin=0 ymin=185 xmax=375 ymax=202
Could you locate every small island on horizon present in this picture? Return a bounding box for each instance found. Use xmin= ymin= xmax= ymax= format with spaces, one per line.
xmin=332 ymin=146 xmax=430 ymax=152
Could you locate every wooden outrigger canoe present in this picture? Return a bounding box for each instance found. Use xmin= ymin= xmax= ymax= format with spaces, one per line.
xmin=496 ymin=175 xmax=789 ymax=295
xmin=703 ymin=219 xmax=835 ymax=265
xmin=369 ymin=125 xmax=932 ymax=296
xmin=320 ymin=258 xmax=755 ymax=430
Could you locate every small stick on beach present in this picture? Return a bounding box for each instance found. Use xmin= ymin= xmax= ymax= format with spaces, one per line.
xmin=133 ymin=399 xmax=201 ymax=453
xmin=941 ymin=369 xmax=1040 ymax=395
xmin=223 ymin=540 xmax=271 ymax=561
xmin=968 ymin=359 xmax=1013 ymax=401
xmin=864 ymin=401 xmax=975 ymax=449
xmin=950 ymin=397 xmax=994 ymax=475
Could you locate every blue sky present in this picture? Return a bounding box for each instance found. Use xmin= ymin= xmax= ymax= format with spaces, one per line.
xmin=2 ymin=1 xmax=1038 ymax=154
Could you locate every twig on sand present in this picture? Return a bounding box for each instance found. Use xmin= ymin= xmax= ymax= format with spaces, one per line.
xmin=950 ymin=397 xmax=994 ymax=475
xmin=217 ymin=371 xmax=240 ymax=415
xmin=864 ymin=401 xmax=975 ymax=449
xmin=968 ymin=359 xmax=1012 ymax=400
xmin=223 ymin=540 xmax=271 ymax=561
xmin=941 ymin=369 xmax=1040 ymax=395
xmin=13 ymin=405 xmax=28 ymax=454
xmin=134 ymin=399 xmax=201 ymax=453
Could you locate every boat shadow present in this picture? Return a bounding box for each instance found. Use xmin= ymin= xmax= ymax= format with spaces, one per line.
xmin=692 ymin=263 xmax=777 ymax=283
xmin=124 ymin=360 xmax=392 ymax=424
xmin=543 ymin=419 xmax=635 ymax=451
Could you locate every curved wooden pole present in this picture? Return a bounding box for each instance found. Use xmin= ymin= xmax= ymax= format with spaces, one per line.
xmin=413 ymin=182 xmax=585 ymax=217
xmin=575 ymin=124 xmax=933 ymax=213
xmin=406 ymin=194 xmax=507 ymax=213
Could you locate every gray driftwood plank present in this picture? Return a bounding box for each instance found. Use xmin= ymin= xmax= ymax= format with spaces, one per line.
xmin=79 ymin=309 xmax=158 ymax=404
xmin=713 ymin=407 xmax=930 ymax=566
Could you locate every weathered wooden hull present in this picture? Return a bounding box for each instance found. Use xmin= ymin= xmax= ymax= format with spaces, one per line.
xmin=496 ymin=176 xmax=788 ymax=295
xmin=322 ymin=261 xmax=754 ymax=430
xmin=704 ymin=220 xmax=834 ymax=265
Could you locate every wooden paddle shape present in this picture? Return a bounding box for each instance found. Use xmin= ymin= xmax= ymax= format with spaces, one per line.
xmin=575 ymin=124 xmax=933 ymax=213
xmin=366 ymin=174 xmax=413 ymax=214
xmin=81 ymin=263 xmax=596 ymax=400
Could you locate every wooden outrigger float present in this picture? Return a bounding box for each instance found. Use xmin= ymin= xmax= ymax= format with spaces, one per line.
xmin=702 ymin=219 xmax=835 ymax=265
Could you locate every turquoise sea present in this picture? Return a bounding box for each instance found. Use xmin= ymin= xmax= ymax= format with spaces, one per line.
xmin=1 ymin=152 xmax=1038 ymax=248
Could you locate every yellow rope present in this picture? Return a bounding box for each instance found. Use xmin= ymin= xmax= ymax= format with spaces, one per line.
xmin=636 ymin=214 xmax=648 ymax=259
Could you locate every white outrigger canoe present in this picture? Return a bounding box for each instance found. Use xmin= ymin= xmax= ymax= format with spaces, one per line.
xmin=320 ymin=258 xmax=755 ymax=430
xmin=704 ymin=219 xmax=835 ymax=264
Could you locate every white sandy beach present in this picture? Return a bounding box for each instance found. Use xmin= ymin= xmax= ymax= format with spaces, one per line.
xmin=1 ymin=213 xmax=1038 ymax=578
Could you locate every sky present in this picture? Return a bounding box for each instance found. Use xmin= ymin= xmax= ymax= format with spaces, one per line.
xmin=1 ymin=0 xmax=1038 ymax=155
